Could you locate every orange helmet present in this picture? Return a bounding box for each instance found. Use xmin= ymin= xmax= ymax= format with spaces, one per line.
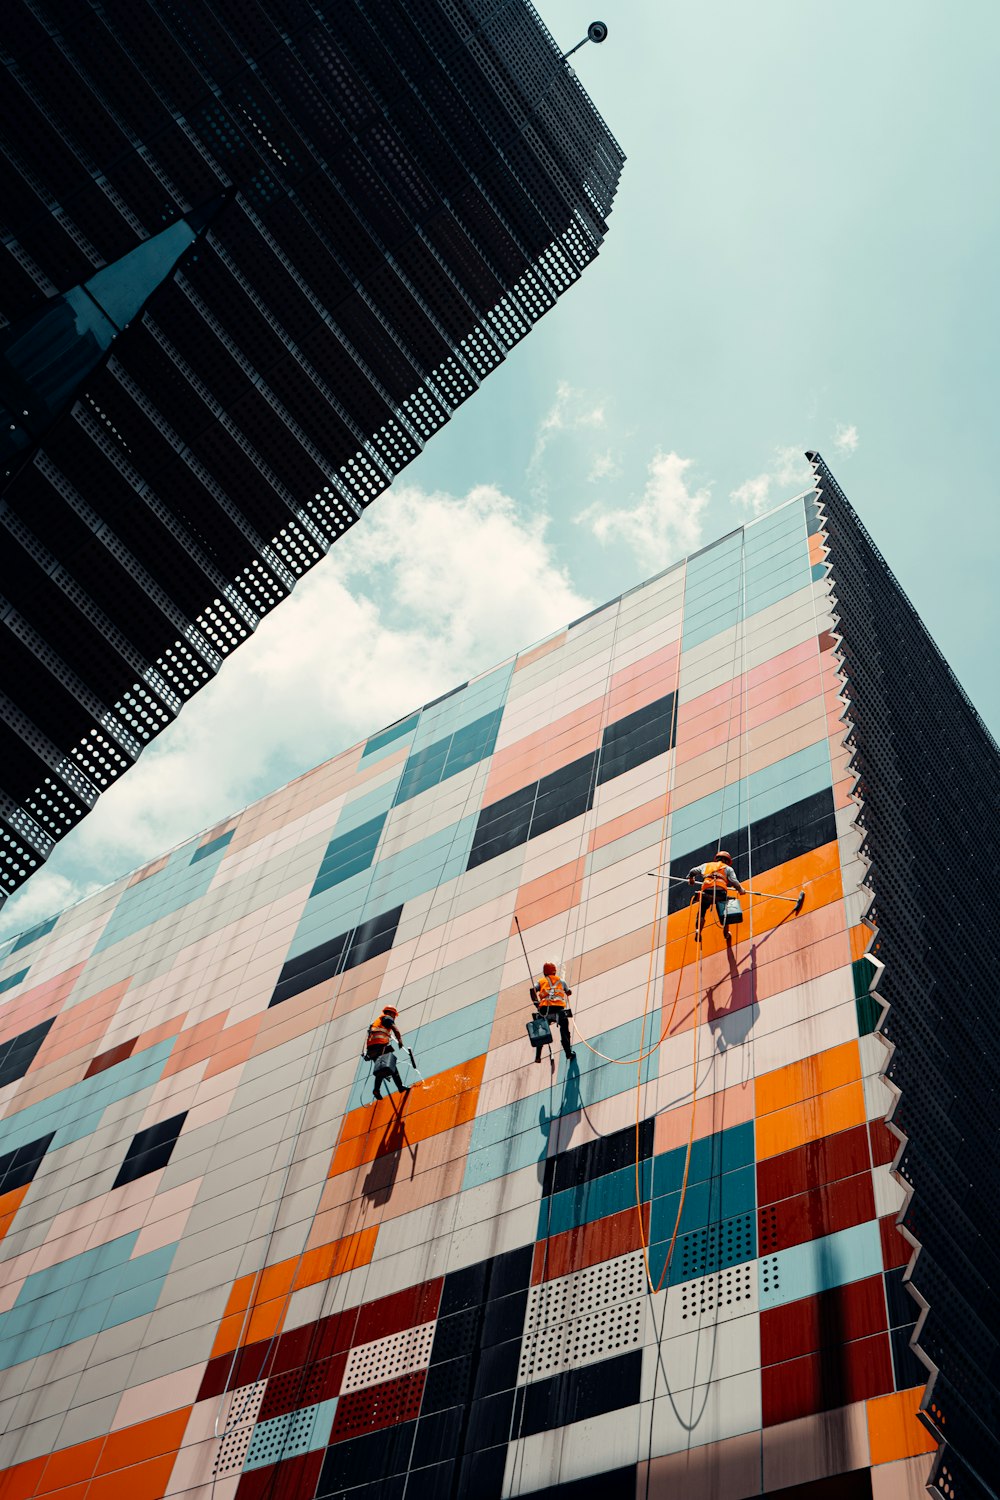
xmin=382 ymin=1005 xmax=398 ymax=1019
xmin=542 ymin=963 xmax=557 ymax=976
xmin=716 ymin=851 xmax=732 ymax=864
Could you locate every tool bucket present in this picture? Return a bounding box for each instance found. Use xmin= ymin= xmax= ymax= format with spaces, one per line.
xmin=526 ymin=1014 xmax=552 ymax=1047
xmin=724 ymin=896 xmax=744 ymax=924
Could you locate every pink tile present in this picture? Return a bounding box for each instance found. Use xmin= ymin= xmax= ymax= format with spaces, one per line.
xmin=0 ymin=961 xmax=85 ymax=1046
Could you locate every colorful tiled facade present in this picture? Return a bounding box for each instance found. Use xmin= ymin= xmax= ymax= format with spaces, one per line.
xmin=0 ymin=481 xmax=938 ymax=1498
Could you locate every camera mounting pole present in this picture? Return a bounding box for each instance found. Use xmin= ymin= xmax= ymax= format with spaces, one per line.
xmin=562 ymin=21 xmax=609 ymax=61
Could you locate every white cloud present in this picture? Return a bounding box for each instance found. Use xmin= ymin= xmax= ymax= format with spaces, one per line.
xmin=587 ymin=449 xmax=621 ymax=483
xmin=529 ymin=379 xmax=607 ymax=475
xmin=580 ymin=450 xmax=711 ymax=567
xmin=0 ymin=482 xmax=591 ymax=938
xmin=731 ymin=444 xmax=813 ymax=516
xmin=834 ymin=423 xmax=859 ymax=455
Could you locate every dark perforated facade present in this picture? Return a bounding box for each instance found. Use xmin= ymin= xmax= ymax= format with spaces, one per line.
xmin=811 ymin=452 xmax=1000 ymax=1500
xmin=0 ymin=0 xmax=623 ymax=907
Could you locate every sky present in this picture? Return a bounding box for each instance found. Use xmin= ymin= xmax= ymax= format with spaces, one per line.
xmin=3 ymin=0 xmax=999 ymax=936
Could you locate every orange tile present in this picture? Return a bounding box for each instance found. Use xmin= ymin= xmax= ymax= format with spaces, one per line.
xmin=94 ymin=1408 xmax=190 ymax=1477
xmin=0 ymin=1455 xmax=47 ymax=1500
xmin=515 ymin=630 xmax=566 ymax=671
xmin=293 ymin=1225 xmax=378 ymax=1290
xmin=756 ymin=1039 xmax=862 ymax=1118
xmin=133 ymin=1012 xmax=186 ymax=1054
xmin=0 ymin=1184 xmax=29 ymax=1242
xmin=850 ymin=923 xmax=874 ymax=962
xmin=512 ymin=857 xmax=585 ymax=933
xmin=756 ymin=1080 xmax=866 ymax=1161
xmin=210 ymin=1310 xmax=247 ymax=1360
xmin=867 ymin=1387 xmax=937 ymax=1466
xmin=162 ymin=1010 xmax=229 ymax=1078
xmin=330 ymin=1055 xmax=487 ymax=1177
xmin=87 ymin=1454 xmax=177 ymax=1500
xmin=0 ymin=962 xmax=86 ymax=1047
xmin=203 ymin=1014 xmax=261 ymax=1080
xmin=588 ymin=795 xmax=666 ymax=854
xmin=808 ymin=530 xmax=826 ymax=566
xmin=485 ymin=698 xmax=603 ymax=801
xmin=36 ymin=1437 xmax=103 ymax=1493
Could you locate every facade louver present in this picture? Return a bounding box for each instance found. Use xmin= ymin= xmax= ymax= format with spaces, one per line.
xmin=0 ymin=0 xmax=624 ymax=909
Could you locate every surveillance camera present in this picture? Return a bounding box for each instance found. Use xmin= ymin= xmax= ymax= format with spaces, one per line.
xmin=587 ymin=21 xmax=609 ymax=43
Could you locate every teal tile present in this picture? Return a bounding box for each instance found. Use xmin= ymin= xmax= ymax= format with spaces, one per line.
xmin=362 ymin=713 xmax=419 ymax=760
xmin=0 ymin=1039 xmax=174 ymax=1158
xmin=345 ymin=994 xmax=498 ymax=1112
xmin=758 ymin=1219 xmax=883 ymax=1310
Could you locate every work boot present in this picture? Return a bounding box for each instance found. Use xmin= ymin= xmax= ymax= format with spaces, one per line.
xmin=534 ymin=1049 xmax=541 ymax=1064
xmin=567 ymin=1050 xmax=576 ymax=1061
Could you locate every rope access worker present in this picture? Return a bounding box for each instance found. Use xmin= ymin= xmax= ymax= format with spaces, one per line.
xmin=688 ymin=851 xmax=746 ymax=943
xmin=530 ymin=963 xmax=576 ymax=1063
xmin=363 ymin=1005 xmax=406 ymax=1099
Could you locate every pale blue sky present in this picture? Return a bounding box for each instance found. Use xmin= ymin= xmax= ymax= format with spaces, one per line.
xmin=2 ymin=0 xmax=998 ymax=935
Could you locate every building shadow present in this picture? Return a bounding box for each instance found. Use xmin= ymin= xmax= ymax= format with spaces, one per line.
xmin=361 ymin=1094 xmax=417 ymax=1205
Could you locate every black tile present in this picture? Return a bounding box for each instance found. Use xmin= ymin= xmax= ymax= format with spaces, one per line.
xmin=767 ymin=1470 xmax=873 ymax=1499
xmin=113 ymin=1111 xmax=186 ymax=1189
xmin=667 ymin=788 xmax=838 ymax=913
xmin=518 ymin=1349 xmax=643 ymax=1438
xmin=487 ymin=1245 xmax=533 ymax=1301
xmin=465 ymin=1387 xmax=515 ymax=1452
xmin=456 ymin=1444 xmax=507 ymax=1500
xmin=429 ymin=1306 xmax=481 ymax=1365
xmin=405 ymin=1459 xmax=455 ymax=1500
xmin=530 ymin=1466 xmax=637 ymax=1500
xmin=410 ymin=1405 xmax=463 ymax=1470
xmin=0 ymin=1130 xmax=55 ymax=1194
xmin=317 ymin=1421 xmax=417 ymax=1495
xmin=269 ymin=904 xmax=404 ymax=1006
xmin=421 ymin=1354 xmax=474 ymax=1414
xmin=439 ymin=1259 xmax=491 ymax=1318
xmin=472 ymin=1337 xmax=521 ymax=1399
xmin=481 ymin=1289 xmax=528 ymax=1348
xmin=543 ymin=1117 xmax=654 ymax=1199
xmin=0 ymin=1016 xmax=55 ymax=1089
xmin=890 ymin=1321 xmax=926 ymax=1391
xmin=884 ymin=1267 xmax=917 ymax=1329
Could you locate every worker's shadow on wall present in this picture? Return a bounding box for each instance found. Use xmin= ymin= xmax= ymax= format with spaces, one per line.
xmin=536 ymin=1056 xmax=583 ymax=1168
xmin=705 ymin=940 xmax=759 ymax=1052
xmin=361 ymin=1099 xmax=418 ymax=1206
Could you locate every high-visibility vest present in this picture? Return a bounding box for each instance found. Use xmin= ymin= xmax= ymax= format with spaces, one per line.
xmin=367 ymin=1019 xmax=392 ymax=1047
xmin=701 ymin=860 xmax=730 ymax=893
xmin=536 ymin=974 xmax=568 ymax=1008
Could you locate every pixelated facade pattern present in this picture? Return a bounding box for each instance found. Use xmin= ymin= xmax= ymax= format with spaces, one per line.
xmin=0 ymin=488 xmax=939 ymax=1499
xmin=0 ymin=0 xmax=624 ymax=907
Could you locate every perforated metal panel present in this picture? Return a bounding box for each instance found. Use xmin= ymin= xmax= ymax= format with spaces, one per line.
xmin=212 ymin=1379 xmax=266 ymax=1478
xmin=340 ymin=1319 xmax=435 ymax=1395
xmin=675 ymin=1261 xmax=756 ymax=1329
xmin=519 ymin=1250 xmax=646 ymax=1382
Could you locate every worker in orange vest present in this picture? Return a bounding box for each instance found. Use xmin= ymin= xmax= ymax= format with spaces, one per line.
xmin=530 ymin=963 xmax=575 ymax=1062
xmin=688 ymin=851 xmax=745 ymax=942
xmin=363 ymin=1005 xmax=406 ymax=1099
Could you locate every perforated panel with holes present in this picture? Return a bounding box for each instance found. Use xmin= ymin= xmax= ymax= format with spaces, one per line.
xmin=340 ymin=1319 xmax=435 ymax=1395
xmin=518 ymin=1251 xmax=646 ymax=1383
xmin=243 ymin=1397 xmax=337 ymax=1471
xmin=212 ymin=1379 xmax=266 ymax=1478
xmin=330 ymin=1369 xmax=425 ymax=1441
xmin=676 ymin=1261 xmax=756 ymax=1327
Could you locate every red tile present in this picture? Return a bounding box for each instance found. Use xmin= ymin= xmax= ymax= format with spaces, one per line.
xmin=762 ymin=1330 xmax=894 ymax=1426
xmin=533 ymin=1202 xmax=650 ymax=1285
xmin=880 ymin=1213 xmax=911 ymax=1271
xmin=352 ymin=1277 xmax=441 ymax=1346
xmin=868 ymin=1119 xmax=897 ymax=1167
xmin=84 ymin=1037 xmax=138 ymax=1078
xmin=271 ymin=1308 xmax=357 ymax=1375
xmin=329 ymin=1368 xmax=426 ymax=1441
xmin=258 ymin=1351 xmax=347 ymax=1421
xmin=234 ymin=1448 xmax=324 ymax=1499
xmin=760 ymin=1275 xmax=887 ymax=1366
xmin=758 ymin=1171 xmax=876 ymax=1255
xmin=756 ymin=1123 xmax=870 ymax=1206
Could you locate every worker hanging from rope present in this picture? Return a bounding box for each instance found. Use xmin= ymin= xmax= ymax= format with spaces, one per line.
xmin=363 ymin=1004 xmax=407 ymax=1099
xmin=530 ymin=963 xmax=576 ymax=1063
xmin=688 ymin=851 xmax=746 ymax=943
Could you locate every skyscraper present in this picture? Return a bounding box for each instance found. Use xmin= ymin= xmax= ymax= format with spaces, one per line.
xmin=0 ymin=0 xmax=624 ymax=909
xmin=5 ymin=459 xmax=990 ymax=1497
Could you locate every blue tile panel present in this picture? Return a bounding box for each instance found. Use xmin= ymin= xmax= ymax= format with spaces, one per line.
xmin=191 ymin=828 xmax=234 ymax=863
xmin=0 ymin=1232 xmax=178 ymax=1370
xmin=95 ymin=841 xmax=233 ymax=953
xmin=0 ymin=967 xmax=29 ymax=994
xmin=344 ymin=993 xmax=498 ymax=1113
xmin=244 ymin=1398 xmax=339 ymax=1470
xmin=668 ymin=740 xmax=832 ymax=855
xmin=10 ymin=914 xmax=59 ymax=952
xmin=682 ymin=502 xmax=810 ymax=650
xmin=0 ymin=1038 xmax=174 ymax=1157
xmin=362 ymin=713 xmax=420 ymax=760
xmin=407 ymin=664 xmax=513 ymax=756
xmin=397 ymin=710 xmax=504 ymax=805
xmin=758 ymin=1219 xmax=884 ymax=1310
xmin=311 ymin=813 xmax=388 ymax=898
